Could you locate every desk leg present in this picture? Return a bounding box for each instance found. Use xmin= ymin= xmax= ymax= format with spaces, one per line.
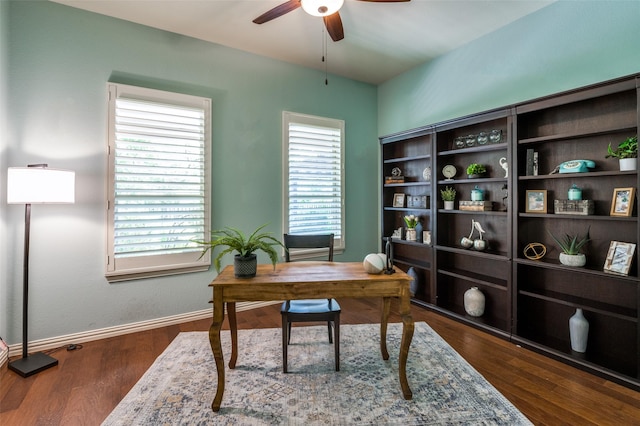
xmin=380 ymin=297 xmax=391 ymax=360
xmin=398 ymin=291 xmax=414 ymax=400
xmin=227 ymin=302 xmax=237 ymax=369
xmin=209 ymin=288 xmax=225 ymax=412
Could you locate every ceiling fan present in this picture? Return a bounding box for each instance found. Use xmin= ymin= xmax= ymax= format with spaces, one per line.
xmin=252 ymin=0 xmax=410 ymax=42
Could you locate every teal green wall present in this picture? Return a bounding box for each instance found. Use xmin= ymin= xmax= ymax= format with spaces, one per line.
xmin=1 ymin=1 xmax=378 ymax=344
xmin=378 ymin=1 xmax=640 ymax=136
xmin=0 ymin=0 xmax=10 ymax=346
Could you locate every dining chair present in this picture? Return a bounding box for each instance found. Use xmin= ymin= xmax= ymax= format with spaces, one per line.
xmin=281 ymin=233 xmax=340 ymax=373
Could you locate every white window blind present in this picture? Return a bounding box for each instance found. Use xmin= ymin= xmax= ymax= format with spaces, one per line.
xmin=283 ymin=112 xmax=345 ymax=255
xmin=106 ymin=83 xmax=211 ymax=281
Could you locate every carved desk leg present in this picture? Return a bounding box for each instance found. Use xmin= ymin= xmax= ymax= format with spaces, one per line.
xmin=398 ymin=287 xmax=414 ymax=400
xmin=227 ymin=302 xmax=237 ymax=369
xmin=380 ymin=297 xmax=391 ymax=360
xmin=209 ymin=287 xmax=225 ymax=412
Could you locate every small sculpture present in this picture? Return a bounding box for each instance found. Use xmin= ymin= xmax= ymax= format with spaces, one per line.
xmin=473 ymin=221 xmax=487 ymax=251
xmin=499 ymin=157 xmax=508 ymax=178
xmin=460 ymin=219 xmax=487 ymax=251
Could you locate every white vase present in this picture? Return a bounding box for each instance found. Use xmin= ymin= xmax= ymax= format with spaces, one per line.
xmin=464 ymin=287 xmax=485 ymax=317
xmin=559 ymin=253 xmax=586 ymax=267
xmin=619 ymin=158 xmax=637 ymax=171
xmin=569 ymin=308 xmax=589 ymax=353
xmin=444 ymin=200 xmax=454 ymax=210
xmin=405 ymin=228 xmax=417 ymax=241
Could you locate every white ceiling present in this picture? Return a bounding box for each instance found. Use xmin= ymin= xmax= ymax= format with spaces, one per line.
xmin=52 ymin=0 xmax=554 ymax=85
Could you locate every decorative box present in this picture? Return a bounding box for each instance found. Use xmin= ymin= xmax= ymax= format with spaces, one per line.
xmin=554 ymin=199 xmax=594 ymax=215
xmin=407 ymin=195 xmax=428 ymax=209
xmin=459 ymin=200 xmax=493 ymax=211
xmin=385 ymin=176 xmax=405 ymax=184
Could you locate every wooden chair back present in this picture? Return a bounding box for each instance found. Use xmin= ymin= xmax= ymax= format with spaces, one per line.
xmin=283 ymin=233 xmax=334 ymax=262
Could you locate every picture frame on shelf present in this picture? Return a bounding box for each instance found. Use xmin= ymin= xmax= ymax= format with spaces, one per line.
xmin=610 ymin=187 xmax=635 ymax=217
xmin=392 ymin=193 xmax=405 ymax=208
xmin=525 ymin=190 xmax=547 ymax=213
xmin=407 ymin=195 xmax=428 ymax=209
xmin=603 ymin=241 xmax=636 ymax=276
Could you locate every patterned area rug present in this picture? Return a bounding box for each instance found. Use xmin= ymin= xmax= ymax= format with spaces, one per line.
xmin=102 ymin=322 xmax=531 ymax=425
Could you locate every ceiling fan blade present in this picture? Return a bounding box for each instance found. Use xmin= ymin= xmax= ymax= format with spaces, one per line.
xmin=323 ymin=13 xmax=344 ymax=42
xmin=253 ymin=0 xmax=301 ymax=24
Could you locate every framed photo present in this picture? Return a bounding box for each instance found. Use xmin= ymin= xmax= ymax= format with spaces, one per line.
xmin=525 ymin=190 xmax=547 ymax=213
xmin=407 ymin=195 xmax=428 ymax=209
xmin=610 ymin=187 xmax=635 ymax=217
xmin=392 ymin=193 xmax=405 ymax=208
xmin=603 ymin=241 xmax=636 ymax=276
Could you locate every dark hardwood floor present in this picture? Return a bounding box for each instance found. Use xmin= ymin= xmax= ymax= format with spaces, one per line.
xmin=1 ymin=298 xmax=639 ymax=425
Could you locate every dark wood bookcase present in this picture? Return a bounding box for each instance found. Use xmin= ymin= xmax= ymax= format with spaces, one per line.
xmin=380 ymin=74 xmax=640 ymax=391
xmin=381 ymin=127 xmax=434 ymax=303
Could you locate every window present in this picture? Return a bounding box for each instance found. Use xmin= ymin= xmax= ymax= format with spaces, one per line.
xmin=283 ymin=111 xmax=345 ymax=258
xmin=106 ymin=83 xmax=211 ymax=281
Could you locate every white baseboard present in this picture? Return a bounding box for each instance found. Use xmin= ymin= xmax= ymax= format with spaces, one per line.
xmin=2 ymin=301 xmax=279 ymax=365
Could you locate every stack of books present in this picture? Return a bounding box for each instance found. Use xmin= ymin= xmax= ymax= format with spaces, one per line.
xmin=385 ymin=176 xmax=405 ymax=184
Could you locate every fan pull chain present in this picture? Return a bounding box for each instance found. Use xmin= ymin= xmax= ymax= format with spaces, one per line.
xmin=322 ymin=25 xmax=328 ymax=85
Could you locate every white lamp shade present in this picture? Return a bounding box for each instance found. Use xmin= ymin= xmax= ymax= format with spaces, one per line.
xmin=7 ymin=167 xmax=75 ymax=204
xmin=301 ymin=0 xmax=344 ymax=17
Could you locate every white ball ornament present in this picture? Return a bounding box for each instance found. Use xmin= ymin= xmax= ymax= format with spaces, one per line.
xmin=363 ymin=253 xmax=385 ymax=274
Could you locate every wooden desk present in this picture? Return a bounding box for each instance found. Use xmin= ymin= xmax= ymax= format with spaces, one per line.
xmin=208 ymin=261 xmax=414 ymax=412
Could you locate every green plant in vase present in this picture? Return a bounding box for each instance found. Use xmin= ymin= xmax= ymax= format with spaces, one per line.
xmin=466 ymin=163 xmax=486 ymax=178
xmin=193 ymin=224 xmax=285 ymax=277
xmin=548 ymin=227 xmax=590 ymax=267
xmin=440 ymin=186 xmax=456 ymax=210
xmin=606 ymin=136 xmax=637 ymax=171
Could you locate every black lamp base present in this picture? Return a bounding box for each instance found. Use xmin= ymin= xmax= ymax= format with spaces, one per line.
xmin=9 ymin=352 xmax=58 ymax=377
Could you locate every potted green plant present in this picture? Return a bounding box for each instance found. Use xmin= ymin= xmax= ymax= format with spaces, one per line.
xmin=440 ymin=186 xmax=456 ymax=210
xmin=548 ymin=227 xmax=590 ymax=267
xmin=194 ymin=224 xmax=285 ymax=278
xmin=466 ymin=163 xmax=486 ymax=178
xmin=403 ymin=214 xmax=419 ymax=241
xmin=606 ymin=136 xmax=637 ymax=171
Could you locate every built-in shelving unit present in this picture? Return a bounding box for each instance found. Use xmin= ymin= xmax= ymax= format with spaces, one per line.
xmin=512 ymin=76 xmax=639 ymax=388
xmin=380 ymin=128 xmax=434 ymax=303
xmin=432 ymin=110 xmax=512 ymax=337
xmin=380 ymin=74 xmax=640 ymax=391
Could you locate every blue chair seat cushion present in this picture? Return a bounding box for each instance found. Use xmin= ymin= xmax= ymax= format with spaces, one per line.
xmin=281 ymin=299 xmax=341 ymax=314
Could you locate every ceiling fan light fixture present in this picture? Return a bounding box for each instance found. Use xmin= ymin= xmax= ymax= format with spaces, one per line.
xmin=301 ymin=0 xmax=344 ymax=17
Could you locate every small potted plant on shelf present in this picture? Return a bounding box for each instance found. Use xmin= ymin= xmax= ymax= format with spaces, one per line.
xmin=440 ymin=186 xmax=456 ymax=210
xmin=194 ymin=224 xmax=285 ymax=278
xmin=606 ymin=135 xmax=637 ymax=171
xmin=548 ymin=227 xmax=590 ymax=267
xmin=466 ymin=163 xmax=487 ymax=178
xmin=403 ymin=214 xmax=419 ymax=241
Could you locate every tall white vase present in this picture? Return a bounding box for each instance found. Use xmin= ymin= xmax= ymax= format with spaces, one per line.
xmin=569 ymin=308 xmax=589 ymax=353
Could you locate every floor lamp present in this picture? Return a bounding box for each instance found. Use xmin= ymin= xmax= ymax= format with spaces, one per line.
xmin=7 ymin=164 xmax=75 ymax=377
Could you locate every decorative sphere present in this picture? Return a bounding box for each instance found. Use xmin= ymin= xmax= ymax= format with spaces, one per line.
xmin=363 ymin=253 xmax=385 ymax=274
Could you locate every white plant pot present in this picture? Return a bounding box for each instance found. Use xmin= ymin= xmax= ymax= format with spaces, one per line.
xmin=619 ymin=158 xmax=637 ymax=171
xmin=559 ymin=253 xmax=586 ymax=267
xmin=444 ymin=200 xmax=454 ymax=210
